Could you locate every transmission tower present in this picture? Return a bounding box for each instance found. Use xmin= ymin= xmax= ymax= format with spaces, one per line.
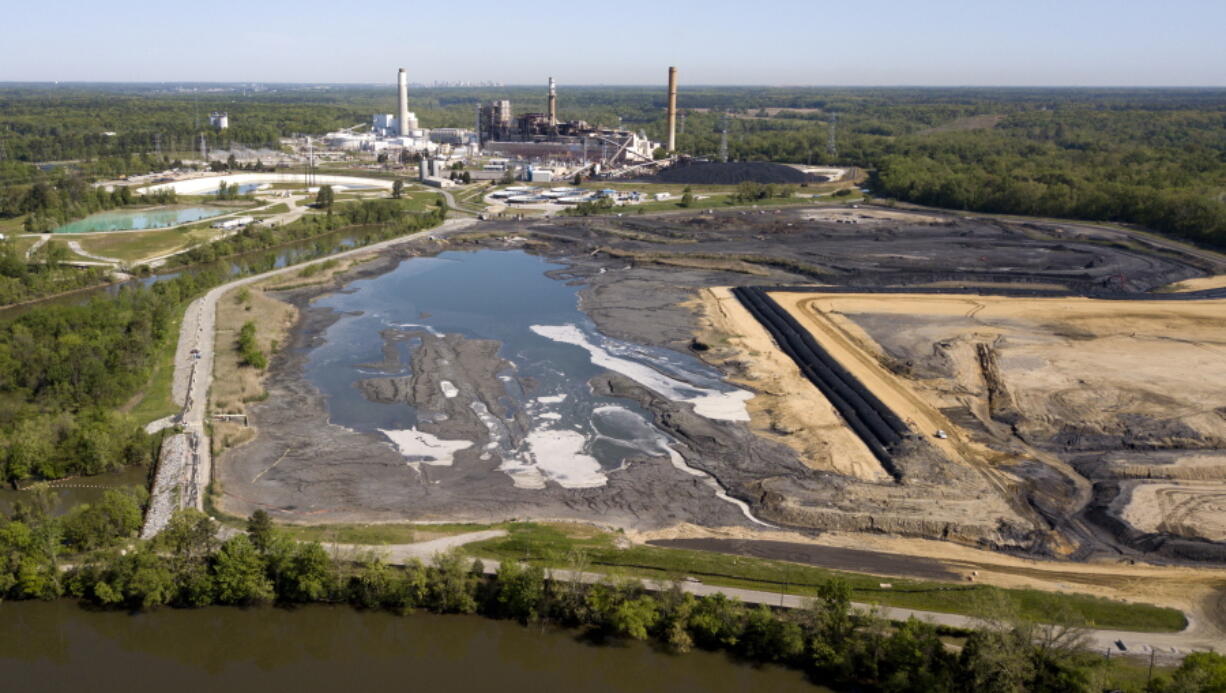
xmin=153 ymin=132 xmax=161 ymax=156
xmin=718 ymin=112 xmax=730 ymax=163
xmin=827 ymin=112 xmax=838 ymax=159
xmin=199 ymin=133 xmax=208 ymax=164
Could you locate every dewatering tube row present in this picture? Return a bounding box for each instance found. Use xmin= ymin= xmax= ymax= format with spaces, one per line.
xmin=731 ymin=286 xmax=909 ymax=480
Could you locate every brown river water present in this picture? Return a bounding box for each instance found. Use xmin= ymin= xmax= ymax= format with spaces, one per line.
xmin=1 ymin=600 xmax=827 ymax=693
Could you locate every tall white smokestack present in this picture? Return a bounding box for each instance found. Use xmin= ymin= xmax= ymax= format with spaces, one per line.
xmin=397 ymin=68 xmax=409 ymax=137
xmin=548 ymin=77 xmax=557 ymax=126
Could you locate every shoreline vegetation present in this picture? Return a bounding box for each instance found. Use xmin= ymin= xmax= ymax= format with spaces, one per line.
xmin=0 ymin=503 xmax=1212 ymax=692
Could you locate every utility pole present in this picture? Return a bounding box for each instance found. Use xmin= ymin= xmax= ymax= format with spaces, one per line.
xmin=153 ymin=132 xmax=161 ymax=156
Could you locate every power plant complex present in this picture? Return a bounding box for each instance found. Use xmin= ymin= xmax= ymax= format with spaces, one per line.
xmin=321 ymin=66 xmax=681 ymax=180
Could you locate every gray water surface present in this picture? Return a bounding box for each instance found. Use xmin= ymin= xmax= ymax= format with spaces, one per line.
xmin=304 ymin=249 xmax=749 ymax=489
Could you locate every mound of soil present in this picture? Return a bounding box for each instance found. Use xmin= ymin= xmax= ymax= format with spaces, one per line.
xmin=647 ymin=161 xmax=814 ymax=185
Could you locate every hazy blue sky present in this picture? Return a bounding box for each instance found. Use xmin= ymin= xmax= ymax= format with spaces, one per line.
xmin=4 ymin=0 xmax=1223 ymax=85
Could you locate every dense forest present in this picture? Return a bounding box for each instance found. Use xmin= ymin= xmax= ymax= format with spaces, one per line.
xmin=0 ymin=199 xmax=445 ymax=483
xmin=2 ymin=84 xmax=1223 ymax=244
xmin=0 ymin=501 xmax=1221 ymax=692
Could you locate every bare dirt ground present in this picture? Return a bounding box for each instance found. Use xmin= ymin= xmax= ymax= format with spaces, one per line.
xmin=765 ymin=291 xmax=1226 ymax=564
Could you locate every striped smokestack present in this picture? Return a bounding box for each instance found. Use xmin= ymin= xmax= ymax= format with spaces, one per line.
xmin=666 ymin=66 xmax=678 ymax=152
xmin=397 ymin=68 xmax=409 ymax=137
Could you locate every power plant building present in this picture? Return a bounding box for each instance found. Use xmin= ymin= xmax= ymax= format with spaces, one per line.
xmin=209 ymin=112 xmax=229 ymax=130
xmin=477 ymin=79 xmax=657 ymax=167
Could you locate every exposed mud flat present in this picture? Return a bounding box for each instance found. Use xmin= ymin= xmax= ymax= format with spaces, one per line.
xmin=215 ymin=205 xmax=1226 ymax=565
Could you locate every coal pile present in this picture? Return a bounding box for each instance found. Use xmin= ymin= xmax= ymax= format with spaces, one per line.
xmin=646 ymin=161 xmax=814 ymax=185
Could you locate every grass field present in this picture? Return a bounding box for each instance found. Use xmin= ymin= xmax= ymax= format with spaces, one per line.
xmin=461 ymin=523 xmax=1187 ymax=633
xmin=279 ymin=522 xmax=492 ymax=545
xmin=73 ymin=225 xmax=219 ymax=264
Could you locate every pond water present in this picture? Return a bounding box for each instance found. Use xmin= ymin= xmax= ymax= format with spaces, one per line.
xmin=306 ymin=249 xmax=754 ymax=492
xmin=53 ymin=206 xmax=229 ymax=233
xmin=0 ymin=600 xmax=825 ymax=693
xmin=0 ymin=464 xmax=148 ymax=517
xmin=203 ymin=183 xmax=264 ymax=195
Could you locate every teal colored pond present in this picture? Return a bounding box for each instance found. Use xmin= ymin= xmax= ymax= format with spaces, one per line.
xmin=53 ymin=206 xmax=229 ymax=233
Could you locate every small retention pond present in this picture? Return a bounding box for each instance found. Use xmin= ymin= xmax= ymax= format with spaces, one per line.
xmin=0 ymin=600 xmax=824 ymax=692
xmin=53 ymin=205 xmax=229 ymax=233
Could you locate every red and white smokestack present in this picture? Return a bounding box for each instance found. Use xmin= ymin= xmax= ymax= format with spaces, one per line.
xmin=667 ymin=66 xmax=678 ymax=152
xmin=397 ymin=68 xmax=410 ymax=137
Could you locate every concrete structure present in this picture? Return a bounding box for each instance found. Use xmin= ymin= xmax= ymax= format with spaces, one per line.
xmin=209 ymin=111 xmax=229 ymax=130
xmin=421 ymin=176 xmax=457 ymax=188
xmin=211 ymin=215 xmax=255 ymax=230
xmin=397 ymin=68 xmax=410 ymax=137
xmin=666 ymin=66 xmax=678 ymax=152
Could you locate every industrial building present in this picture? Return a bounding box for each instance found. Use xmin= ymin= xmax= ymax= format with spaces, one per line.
xmin=477 ymin=78 xmax=658 ymax=168
xmin=209 ymin=112 xmax=229 ymax=130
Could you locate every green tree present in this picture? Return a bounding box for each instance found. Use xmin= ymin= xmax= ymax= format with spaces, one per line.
xmin=679 ymin=186 xmax=694 ymax=208
xmin=279 ymin=541 xmax=335 ymax=603
xmin=212 ymin=534 xmax=274 ymax=605
xmin=493 ymin=560 xmax=546 ymax=623
xmin=315 ymin=185 xmax=334 ymax=210
xmin=246 ymin=510 xmax=274 ymax=553
xmin=391 ymin=179 xmax=404 ymax=199
xmin=426 ymin=549 xmax=477 ymax=614
xmin=60 ymin=487 xmax=146 ymax=551
xmin=1152 ymin=652 xmax=1226 ymax=693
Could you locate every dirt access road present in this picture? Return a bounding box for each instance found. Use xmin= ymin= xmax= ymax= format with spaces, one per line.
xmin=143 ymin=216 xmax=476 ymax=537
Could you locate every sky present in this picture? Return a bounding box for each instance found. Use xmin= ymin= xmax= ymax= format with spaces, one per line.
xmin=3 ymin=0 xmax=1224 ymax=86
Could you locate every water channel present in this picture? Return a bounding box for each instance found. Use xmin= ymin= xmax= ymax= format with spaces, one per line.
xmin=0 ymin=600 xmax=824 ymax=692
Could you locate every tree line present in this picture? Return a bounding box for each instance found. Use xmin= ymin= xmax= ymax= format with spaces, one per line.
xmin=1 ymin=501 xmax=1221 ymax=692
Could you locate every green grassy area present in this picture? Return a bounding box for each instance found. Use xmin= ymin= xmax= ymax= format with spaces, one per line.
xmin=73 ymin=225 xmax=217 ymax=264
xmin=0 ymin=215 xmax=29 ymax=235
xmin=259 ymin=203 xmax=290 ymax=215
xmin=7 ymin=234 xmax=42 ymax=256
xmin=125 ymin=311 xmax=183 ymax=425
xmin=278 ymin=522 xmax=492 ymax=545
xmin=461 ymin=523 xmax=1187 ymax=634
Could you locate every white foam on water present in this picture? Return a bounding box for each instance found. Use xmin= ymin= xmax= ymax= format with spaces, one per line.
xmin=589 ymin=405 xmax=773 ymax=527
xmin=538 ymin=412 xmax=562 ymax=421
xmin=529 ymin=324 xmax=752 ymax=422
xmin=498 ymin=427 xmax=607 ymax=490
xmin=440 ymin=380 xmax=459 ymax=398
xmin=378 ymin=428 xmax=473 ymax=466
xmin=537 ymin=394 xmax=568 ymax=404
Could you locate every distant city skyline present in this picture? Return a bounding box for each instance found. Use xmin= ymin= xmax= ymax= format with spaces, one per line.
xmin=4 ymin=0 xmax=1224 ymax=86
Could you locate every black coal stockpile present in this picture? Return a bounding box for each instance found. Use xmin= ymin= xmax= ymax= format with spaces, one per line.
xmin=732 ymin=286 xmax=909 ymax=479
xmin=648 ymin=161 xmax=814 ymax=185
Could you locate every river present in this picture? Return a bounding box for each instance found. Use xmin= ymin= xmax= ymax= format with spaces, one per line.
xmin=1 ymin=600 xmax=825 ymax=693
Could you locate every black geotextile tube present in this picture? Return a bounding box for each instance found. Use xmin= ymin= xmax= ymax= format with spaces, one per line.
xmin=732 ymin=287 xmax=905 ymax=479
xmin=735 ymin=289 xmax=893 ymax=457
xmin=746 ymin=289 xmax=909 ymax=439
xmin=746 ymin=293 xmax=903 ymax=448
